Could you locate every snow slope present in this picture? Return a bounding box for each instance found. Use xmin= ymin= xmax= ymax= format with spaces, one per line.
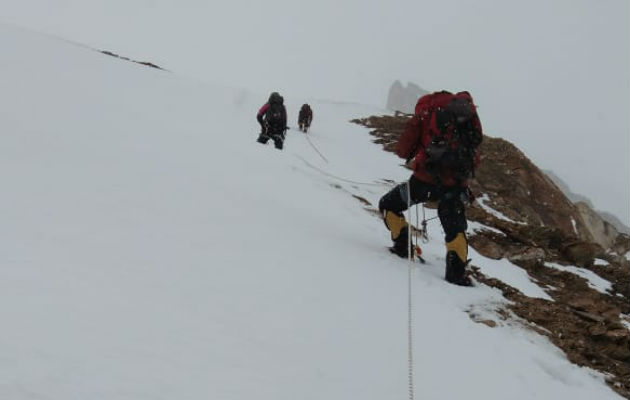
xmin=0 ymin=24 xmax=622 ymax=399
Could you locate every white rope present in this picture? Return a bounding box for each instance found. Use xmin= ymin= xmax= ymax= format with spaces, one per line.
xmin=406 ymin=181 xmax=415 ymax=400
xmin=294 ymin=155 xmax=388 ymax=187
xmin=304 ymin=134 xmax=329 ymax=164
xmin=300 ymin=147 xmax=417 ymax=397
xmin=300 ymin=133 xmax=416 ymax=397
xmin=415 ymin=204 xmax=419 ymax=251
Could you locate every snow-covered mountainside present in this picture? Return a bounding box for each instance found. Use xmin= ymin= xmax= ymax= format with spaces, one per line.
xmin=0 ymin=23 xmax=623 ymax=399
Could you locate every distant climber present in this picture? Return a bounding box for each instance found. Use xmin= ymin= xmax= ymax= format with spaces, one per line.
xmin=257 ymin=92 xmax=288 ymax=149
xmin=379 ymin=91 xmax=483 ymax=286
xmin=298 ymin=104 xmax=313 ymax=133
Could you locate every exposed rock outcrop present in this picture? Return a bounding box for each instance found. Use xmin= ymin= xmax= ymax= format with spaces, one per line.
xmin=575 ymin=201 xmax=620 ymax=250
xmin=545 ymin=169 xmax=630 ymax=235
xmin=100 ymin=50 xmax=165 ymax=70
xmin=386 ymin=80 xmax=428 ymax=114
xmin=470 ymin=138 xmax=590 ymax=240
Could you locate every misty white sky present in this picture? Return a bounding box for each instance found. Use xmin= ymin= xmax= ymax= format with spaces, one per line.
xmin=1 ymin=0 xmax=628 ymax=224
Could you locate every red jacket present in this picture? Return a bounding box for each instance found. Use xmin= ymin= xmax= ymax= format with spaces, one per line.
xmin=395 ymin=91 xmax=482 ymax=186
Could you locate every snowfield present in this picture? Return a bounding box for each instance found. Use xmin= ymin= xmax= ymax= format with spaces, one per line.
xmin=0 ymin=24 xmax=622 ymax=399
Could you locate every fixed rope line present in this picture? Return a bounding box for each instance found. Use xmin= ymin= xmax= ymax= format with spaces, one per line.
xmin=423 ymin=205 xmax=428 ymax=242
xmin=406 ymin=181 xmax=415 ymax=400
xmin=287 ymin=126 xmax=329 ymax=163
xmin=294 ymin=155 xmax=389 ymax=187
xmin=421 ymin=206 xmax=430 ymax=242
xmin=299 ymin=139 xmax=418 ymax=397
xmin=304 ymin=134 xmax=329 ymax=164
xmin=291 ymin=127 xmax=394 ymax=187
xmin=415 ymin=204 xmax=420 ymax=251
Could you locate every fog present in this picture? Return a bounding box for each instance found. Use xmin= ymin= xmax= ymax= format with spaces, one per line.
xmin=1 ymin=0 xmax=628 ymax=223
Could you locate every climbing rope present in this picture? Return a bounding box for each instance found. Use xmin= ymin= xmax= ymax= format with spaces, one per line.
xmin=304 ymin=133 xmax=330 ymax=164
xmin=415 ymin=204 xmax=420 ymax=250
xmin=300 ymin=146 xmax=425 ymax=399
xmin=294 ymin=155 xmax=389 ymax=187
xmin=419 ymin=206 xmax=439 ymax=244
xmin=406 ymin=181 xmax=415 ymax=400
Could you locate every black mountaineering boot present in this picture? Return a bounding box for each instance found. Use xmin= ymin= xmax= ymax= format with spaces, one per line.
xmin=257 ymin=134 xmax=270 ymax=144
xmin=383 ymin=209 xmax=410 ymax=258
xmin=445 ymin=251 xmax=472 ymax=286
xmin=390 ymin=226 xmax=410 ymax=258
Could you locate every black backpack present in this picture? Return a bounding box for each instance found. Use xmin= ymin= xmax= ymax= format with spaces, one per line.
xmin=423 ymin=96 xmax=482 ymax=183
xmin=265 ymin=102 xmax=285 ymax=132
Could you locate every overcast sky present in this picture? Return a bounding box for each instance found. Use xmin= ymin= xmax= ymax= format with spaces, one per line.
xmin=1 ymin=0 xmax=628 ymax=224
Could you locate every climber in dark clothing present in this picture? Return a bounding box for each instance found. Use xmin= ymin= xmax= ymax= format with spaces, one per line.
xmin=298 ymin=103 xmax=313 ymax=133
xmin=379 ymin=91 xmax=483 ymax=286
xmin=257 ymin=92 xmax=288 ymax=150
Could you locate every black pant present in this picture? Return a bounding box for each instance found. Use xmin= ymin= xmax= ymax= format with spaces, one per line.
xmin=378 ymin=175 xmax=467 ymax=242
xmin=257 ymin=131 xmax=284 ymax=149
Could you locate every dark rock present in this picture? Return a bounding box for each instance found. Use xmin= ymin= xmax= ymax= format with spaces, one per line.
xmin=605 ymin=329 xmax=629 ymax=340
xmin=507 ymin=247 xmax=546 ymax=263
xmin=469 ymin=235 xmax=504 ymax=259
xmin=562 ymin=241 xmax=603 ymax=267
xmin=479 ymin=320 xmax=497 ymax=328
xmin=568 ymin=297 xmax=595 ymax=311
xmin=588 ymin=324 xmax=607 ymax=337
xmin=572 ymin=310 xmax=605 ymax=323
